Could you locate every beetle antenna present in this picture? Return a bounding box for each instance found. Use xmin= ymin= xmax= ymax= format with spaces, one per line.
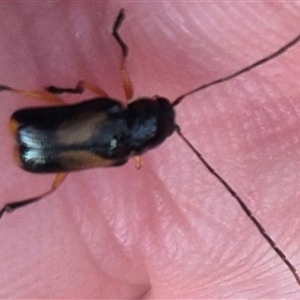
xmin=172 ymin=32 xmax=300 ymax=107
xmin=175 ymin=125 xmax=300 ymax=286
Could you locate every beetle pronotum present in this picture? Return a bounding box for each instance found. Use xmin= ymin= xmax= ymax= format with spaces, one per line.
xmin=1 ymin=6 xmax=300 ymax=297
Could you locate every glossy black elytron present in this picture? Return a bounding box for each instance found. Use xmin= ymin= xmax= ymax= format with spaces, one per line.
xmin=12 ymin=96 xmax=176 ymax=173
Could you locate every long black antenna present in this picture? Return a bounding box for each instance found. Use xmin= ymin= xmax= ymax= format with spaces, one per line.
xmin=175 ymin=126 xmax=300 ymax=286
xmin=173 ymin=32 xmax=300 ymax=106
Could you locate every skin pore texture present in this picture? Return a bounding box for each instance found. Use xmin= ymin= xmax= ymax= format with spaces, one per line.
xmin=0 ymin=2 xmax=300 ymax=298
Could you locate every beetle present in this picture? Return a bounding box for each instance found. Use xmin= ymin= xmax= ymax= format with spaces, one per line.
xmin=1 ymin=8 xmax=300 ymax=291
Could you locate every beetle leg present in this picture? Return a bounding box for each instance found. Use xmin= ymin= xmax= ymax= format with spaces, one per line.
xmin=0 ymin=173 xmax=67 ymax=220
xmin=0 ymin=85 xmax=65 ymax=104
xmin=46 ymin=80 xmax=109 ymax=98
xmin=113 ymin=10 xmax=139 ymax=166
xmin=113 ymin=9 xmax=133 ymax=101
xmin=134 ymin=155 xmax=142 ymax=169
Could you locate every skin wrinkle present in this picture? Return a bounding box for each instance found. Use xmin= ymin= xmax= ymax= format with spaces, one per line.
xmin=64 ymin=173 xmax=150 ymax=297
xmin=0 ymin=1 xmax=300 ymax=299
xmin=145 ymin=169 xmax=201 ymax=268
xmin=147 ymin=165 xmax=197 ymax=238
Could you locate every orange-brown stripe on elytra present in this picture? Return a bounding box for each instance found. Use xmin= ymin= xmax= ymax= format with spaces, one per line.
xmin=58 ymin=150 xmax=115 ymax=170
xmin=56 ymin=112 xmax=108 ymax=146
xmin=9 ymin=118 xmax=19 ymax=136
xmin=12 ymin=146 xmax=22 ymax=167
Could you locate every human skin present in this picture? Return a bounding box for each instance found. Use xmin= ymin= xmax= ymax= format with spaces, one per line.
xmin=0 ymin=1 xmax=300 ymax=298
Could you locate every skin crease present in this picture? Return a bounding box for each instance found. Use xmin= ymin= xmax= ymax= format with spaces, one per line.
xmin=1 ymin=1 xmax=300 ymax=299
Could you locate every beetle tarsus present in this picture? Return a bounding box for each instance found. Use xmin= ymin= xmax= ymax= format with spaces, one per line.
xmin=0 ymin=173 xmax=67 ymax=219
xmin=46 ymin=80 xmax=109 ymax=98
xmin=0 ymin=85 xmax=12 ymax=91
xmin=112 ymin=9 xmax=128 ymax=57
xmin=0 ymin=198 xmax=37 ymax=219
xmin=46 ymin=85 xmax=84 ymax=94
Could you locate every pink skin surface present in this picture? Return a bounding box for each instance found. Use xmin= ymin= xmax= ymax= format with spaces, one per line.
xmin=0 ymin=2 xmax=300 ymax=298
